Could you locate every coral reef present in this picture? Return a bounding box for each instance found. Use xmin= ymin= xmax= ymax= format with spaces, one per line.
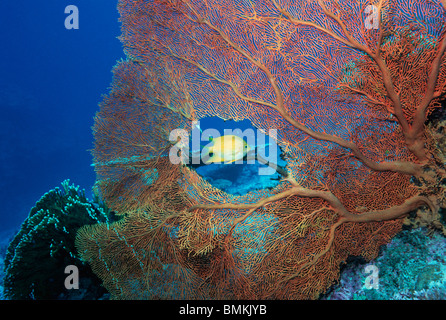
xmin=324 ymin=227 xmax=446 ymax=299
xmin=75 ymin=0 xmax=446 ymax=300
xmin=3 ymin=180 xmax=113 ymax=299
xmin=0 ymin=232 xmax=11 ymax=300
xmin=196 ymin=160 xmax=286 ymax=195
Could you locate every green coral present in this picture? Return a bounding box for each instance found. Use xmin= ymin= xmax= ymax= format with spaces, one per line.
xmin=323 ymin=227 xmax=446 ymax=300
xmin=3 ymin=180 xmax=114 ymax=299
xmin=359 ymin=229 xmax=444 ymax=299
xmin=359 ymin=228 xmax=445 ymax=299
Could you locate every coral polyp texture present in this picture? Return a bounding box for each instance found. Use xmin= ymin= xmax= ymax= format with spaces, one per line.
xmin=75 ymin=0 xmax=446 ymax=299
xmin=4 ymin=180 xmax=111 ymax=300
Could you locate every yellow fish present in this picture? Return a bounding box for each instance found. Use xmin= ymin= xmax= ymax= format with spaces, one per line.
xmin=203 ymin=135 xmax=251 ymax=164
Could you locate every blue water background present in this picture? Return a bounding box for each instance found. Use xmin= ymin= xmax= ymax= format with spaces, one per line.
xmin=0 ymin=1 xmax=124 ymax=234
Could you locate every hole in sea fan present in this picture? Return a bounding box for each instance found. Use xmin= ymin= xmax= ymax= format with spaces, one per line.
xmin=188 ymin=117 xmax=287 ymax=196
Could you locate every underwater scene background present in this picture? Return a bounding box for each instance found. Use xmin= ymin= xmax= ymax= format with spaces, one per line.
xmin=0 ymin=1 xmax=123 ymax=234
xmin=1 ymin=0 xmax=446 ymax=301
xmin=0 ymin=0 xmax=123 ymax=299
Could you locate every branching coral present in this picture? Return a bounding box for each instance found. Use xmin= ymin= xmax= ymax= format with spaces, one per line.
xmin=76 ymin=0 xmax=446 ymax=299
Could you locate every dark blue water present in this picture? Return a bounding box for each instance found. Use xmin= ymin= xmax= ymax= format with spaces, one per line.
xmin=0 ymin=1 xmax=124 ymax=233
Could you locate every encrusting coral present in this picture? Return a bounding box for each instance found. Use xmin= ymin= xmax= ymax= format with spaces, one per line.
xmin=323 ymin=227 xmax=446 ymax=300
xmin=3 ymin=180 xmax=113 ymax=299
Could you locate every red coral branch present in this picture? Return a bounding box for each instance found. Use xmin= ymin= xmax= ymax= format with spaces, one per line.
xmin=75 ymin=0 xmax=446 ymax=300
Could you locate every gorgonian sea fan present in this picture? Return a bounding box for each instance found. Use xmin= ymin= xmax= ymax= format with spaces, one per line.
xmin=75 ymin=0 xmax=446 ymax=299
